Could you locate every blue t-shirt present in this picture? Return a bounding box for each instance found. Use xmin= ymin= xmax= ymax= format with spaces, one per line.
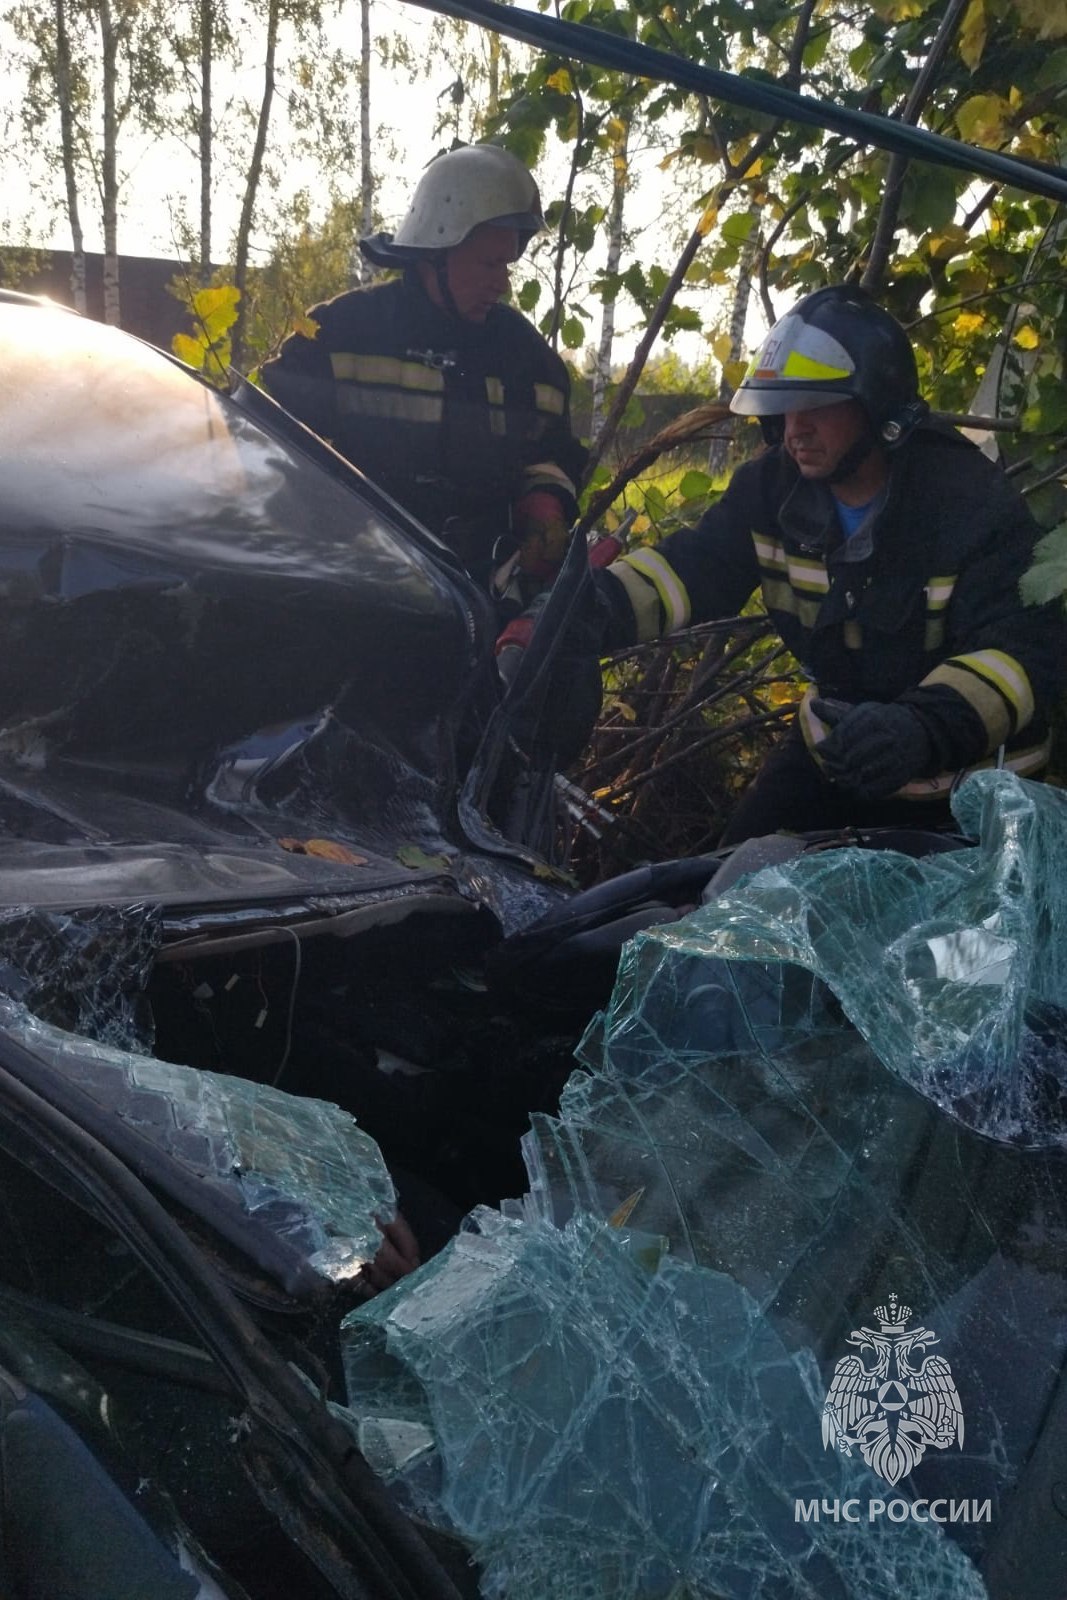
xmin=833 ymin=494 xmax=879 ymax=540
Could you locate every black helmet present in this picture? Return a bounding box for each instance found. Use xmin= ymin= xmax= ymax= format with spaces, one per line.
xmin=730 ymin=286 xmax=928 ymax=447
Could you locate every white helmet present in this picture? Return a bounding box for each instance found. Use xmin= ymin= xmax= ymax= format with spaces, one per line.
xmin=362 ymin=145 xmax=545 ymax=267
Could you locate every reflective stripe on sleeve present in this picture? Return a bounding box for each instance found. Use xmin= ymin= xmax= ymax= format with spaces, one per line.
xmin=920 ymin=649 xmax=1035 ymax=746
xmin=521 ymin=461 xmax=577 ymax=499
xmin=534 ymin=382 xmax=566 ymax=415
xmin=895 ymin=737 xmax=1051 ymax=798
xmin=616 ymin=547 xmax=691 ymax=634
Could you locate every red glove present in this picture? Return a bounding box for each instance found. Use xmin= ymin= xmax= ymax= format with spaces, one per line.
xmin=495 ymin=613 xmax=537 ymax=655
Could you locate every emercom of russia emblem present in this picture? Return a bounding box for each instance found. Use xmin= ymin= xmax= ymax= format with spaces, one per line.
xmin=822 ymin=1294 xmax=964 ymax=1486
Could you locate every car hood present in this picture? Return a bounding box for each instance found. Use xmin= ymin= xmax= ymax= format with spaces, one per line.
xmin=0 ymin=296 xmax=553 ymax=934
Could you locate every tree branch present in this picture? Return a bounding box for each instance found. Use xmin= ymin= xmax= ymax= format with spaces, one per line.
xmin=860 ymin=0 xmax=970 ymax=294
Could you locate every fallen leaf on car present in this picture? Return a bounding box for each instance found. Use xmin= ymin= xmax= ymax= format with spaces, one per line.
xmin=278 ymin=836 xmax=368 ymax=865
xmin=396 ymin=844 xmax=452 ymax=871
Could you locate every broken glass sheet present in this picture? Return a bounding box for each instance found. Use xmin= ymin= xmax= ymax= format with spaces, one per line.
xmin=1 ymin=996 xmax=394 ymax=1286
xmin=341 ymin=773 xmax=1067 ymax=1598
xmin=675 ymin=768 xmax=1067 ymax=1147
xmin=0 ymin=904 xmax=159 ymax=1054
xmin=344 ymin=1215 xmax=987 ymax=1600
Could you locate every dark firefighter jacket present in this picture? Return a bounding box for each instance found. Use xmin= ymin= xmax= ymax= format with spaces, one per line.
xmin=261 ymin=273 xmax=586 ymax=586
xmin=601 ymin=422 xmax=1064 ymax=798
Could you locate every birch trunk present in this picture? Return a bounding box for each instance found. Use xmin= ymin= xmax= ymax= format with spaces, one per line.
xmin=590 ymin=108 xmax=630 ymax=440
xmin=707 ymin=210 xmax=760 ymax=477
xmin=199 ymin=0 xmax=212 ymax=282
xmin=54 ymin=0 xmax=87 ymax=313
xmin=357 ymin=0 xmax=373 ymax=285
xmin=231 ymin=0 xmax=279 ymax=371
xmin=96 ymin=0 xmax=121 ymax=325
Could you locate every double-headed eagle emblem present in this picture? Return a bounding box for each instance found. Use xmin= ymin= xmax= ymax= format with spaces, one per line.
xmin=822 ymin=1294 xmax=964 ymax=1485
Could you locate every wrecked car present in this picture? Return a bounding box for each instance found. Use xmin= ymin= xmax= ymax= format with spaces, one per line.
xmin=0 ymin=289 xmax=1064 ymax=1600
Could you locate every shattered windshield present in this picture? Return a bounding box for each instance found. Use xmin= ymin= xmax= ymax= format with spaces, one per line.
xmin=339 ymin=772 xmax=1067 ymax=1599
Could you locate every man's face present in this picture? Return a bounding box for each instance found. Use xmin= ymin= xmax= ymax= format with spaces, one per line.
xmin=441 ymin=224 xmax=521 ymax=322
xmin=783 ymin=398 xmax=871 ymax=480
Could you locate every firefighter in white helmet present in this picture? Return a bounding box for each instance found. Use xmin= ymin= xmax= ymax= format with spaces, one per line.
xmin=263 ymin=145 xmax=586 ymax=598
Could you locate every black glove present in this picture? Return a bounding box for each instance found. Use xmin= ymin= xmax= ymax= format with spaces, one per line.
xmin=811 ymin=698 xmax=935 ymax=800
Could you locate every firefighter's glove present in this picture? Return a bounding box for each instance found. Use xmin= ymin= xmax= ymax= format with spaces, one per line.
xmin=812 ymin=698 xmax=935 ymax=800
xmin=495 ymin=603 xmax=543 ymax=688
xmin=513 ymin=491 xmax=572 ymax=581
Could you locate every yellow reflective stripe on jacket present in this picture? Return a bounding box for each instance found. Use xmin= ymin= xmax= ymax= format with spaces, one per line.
xmin=922 ymin=576 xmax=955 ymax=652
xmin=895 ymin=738 xmax=1051 ymax=799
xmin=330 ymin=353 xmax=445 ymax=392
xmin=921 ymin=649 xmax=1035 ymax=746
xmin=760 ymin=577 xmax=823 ymax=630
xmin=786 ymin=555 xmax=829 ymax=595
xmin=753 ymin=534 xmax=827 ymax=620
xmin=485 ymin=377 xmax=505 ymax=405
xmin=752 ymin=535 xmax=788 ymax=574
xmin=534 ymin=382 xmax=566 ymax=416
xmin=924 ymin=575 xmax=955 ymax=611
xmin=336 ymin=387 xmax=443 ymax=425
xmin=614 ymin=548 xmax=691 ymax=639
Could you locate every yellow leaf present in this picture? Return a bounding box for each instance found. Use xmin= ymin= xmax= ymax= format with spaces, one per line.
xmin=959 ymin=0 xmax=986 ymax=70
xmin=956 ymin=92 xmax=1011 ymax=145
xmin=545 ymin=67 xmax=573 ymax=93
xmin=193 ymin=283 xmax=240 ymax=342
xmin=292 ymin=314 xmax=320 ymax=340
xmin=1014 ymin=0 xmax=1067 ymax=38
xmin=712 ymin=332 xmax=734 ymax=363
xmin=608 ymin=1188 xmax=645 ymax=1228
xmin=927 ymin=224 xmax=969 ymax=261
xmin=723 ymin=358 xmax=748 ymax=389
xmin=954 ymin=310 xmax=985 ymax=336
xmin=172 ymin=332 xmax=205 ymax=367
xmin=193 ymin=284 xmax=239 ymax=319
xmin=766 ymin=682 xmax=800 ymax=706
xmin=630 ymin=513 xmax=651 ymax=535
xmin=304 ymin=839 xmax=369 ymax=865
xmin=1014 ymin=324 xmax=1040 ymax=350
xmin=696 ymin=201 xmax=719 ymax=237
xmin=692 ymin=134 xmax=717 ymax=164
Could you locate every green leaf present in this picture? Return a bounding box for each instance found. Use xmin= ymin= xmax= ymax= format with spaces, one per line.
xmin=1020 ymin=524 xmax=1067 ymax=607
xmin=561 ymin=315 xmax=586 ymax=349
xmin=517 ymin=278 xmax=541 ymax=312
xmin=678 ymin=469 xmax=713 ymax=500
xmin=396 ymin=844 xmax=452 ymax=871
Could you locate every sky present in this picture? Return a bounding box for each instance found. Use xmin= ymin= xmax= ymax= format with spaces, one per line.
xmin=0 ymin=0 xmax=746 ymax=369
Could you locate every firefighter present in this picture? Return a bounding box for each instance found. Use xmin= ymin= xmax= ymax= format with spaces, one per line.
xmin=589 ymin=285 xmax=1064 ymax=842
xmin=261 ymin=144 xmax=586 ymax=596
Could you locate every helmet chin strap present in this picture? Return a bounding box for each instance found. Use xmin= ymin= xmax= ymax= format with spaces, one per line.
xmin=824 ymin=424 xmax=880 ymax=486
xmin=433 ymin=256 xmax=463 ymax=322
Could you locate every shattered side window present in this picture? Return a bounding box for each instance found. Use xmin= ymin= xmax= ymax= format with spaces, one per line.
xmin=0 ymin=904 xmax=394 ymax=1290
xmin=341 ymin=773 xmax=1067 ymax=1599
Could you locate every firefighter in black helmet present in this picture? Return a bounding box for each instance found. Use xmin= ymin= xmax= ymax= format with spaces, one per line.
xmin=261 ymin=145 xmax=586 ymax=598
xmin=588 ymin=285 xmax=1064 ymax=842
